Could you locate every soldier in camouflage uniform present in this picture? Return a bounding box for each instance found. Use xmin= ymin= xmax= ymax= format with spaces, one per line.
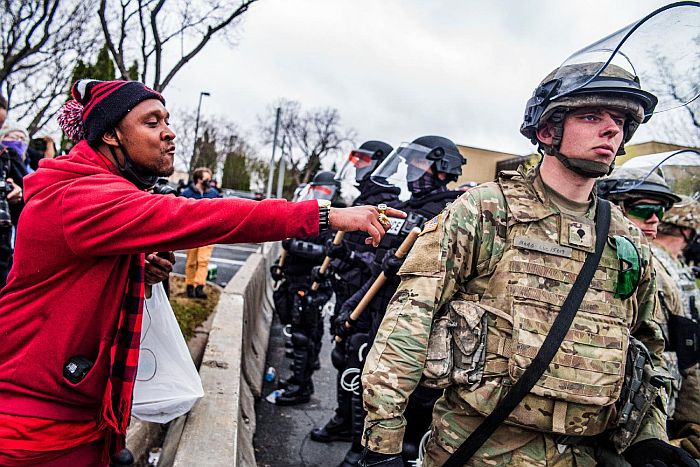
xmin=360 ymin=63 xmax=696 ymax=467
xmin=655 ymin=199 xmax=700 ymax=459
xmin=599 ymin=166 xmax=700 ymax=460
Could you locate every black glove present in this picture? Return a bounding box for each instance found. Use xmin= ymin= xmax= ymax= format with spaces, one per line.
xmin=270 ymin=265 xmax=284 ymax=281
xmin=360 ymin=450 xmax=403 ymax=467
xmin=326 ymin=238 xmax=350 ymax=261
xmin=381 ymin=248 xmax=404 ymax=278
xmin=624 ymin=438 xmax=697 ymax=467
xmin=281 ymin=238 xmax=292 ymax=251
xmin=311 ymin=265 xmax=328 ymax=284
xmin=334 ymin=309 xmax=355 ymax=340
xmin=692 ymin=266 xmax=700 ymax=279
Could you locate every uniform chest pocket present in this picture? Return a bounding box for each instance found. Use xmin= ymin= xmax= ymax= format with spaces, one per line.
xmin=421 ymin=300 xmax=489 ymax=390
xmin=509 ymin=298 xmax=628 ymax=406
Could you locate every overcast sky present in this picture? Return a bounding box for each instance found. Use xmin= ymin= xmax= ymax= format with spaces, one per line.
xmin=163 ymin=0 xmax=676 ymax=165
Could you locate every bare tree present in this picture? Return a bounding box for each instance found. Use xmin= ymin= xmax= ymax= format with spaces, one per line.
xmin=0 ymin=0 xmax=98 ymax=135
xmin=258 ymin=99 xmax=356 ymax=192
xmin=98 ymin=0 xmax=259 ymax=92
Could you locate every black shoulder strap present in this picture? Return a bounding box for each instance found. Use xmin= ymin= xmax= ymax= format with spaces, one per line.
xmin=443 ymin=199 xmax=612 ymax=466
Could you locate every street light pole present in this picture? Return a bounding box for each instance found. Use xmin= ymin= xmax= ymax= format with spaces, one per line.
xmin=190 ymin=91 xmax=210 ymax=174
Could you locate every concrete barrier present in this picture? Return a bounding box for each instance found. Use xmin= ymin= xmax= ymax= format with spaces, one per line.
xmin=174 ymin=243 xmax=279 ymax=467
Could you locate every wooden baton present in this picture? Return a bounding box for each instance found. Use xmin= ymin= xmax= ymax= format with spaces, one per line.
xmin=311 ymin=230 xmax=345 ymax=291
xmin=335 ymin=226 xmax=421 ymax=342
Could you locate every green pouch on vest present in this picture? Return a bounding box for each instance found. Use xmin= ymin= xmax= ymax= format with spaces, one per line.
xmin=611 ymin=235 xmax=641 ymax=300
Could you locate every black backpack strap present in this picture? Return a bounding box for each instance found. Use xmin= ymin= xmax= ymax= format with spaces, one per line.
xmin=443 ymin=199 xmax=612 ymax=466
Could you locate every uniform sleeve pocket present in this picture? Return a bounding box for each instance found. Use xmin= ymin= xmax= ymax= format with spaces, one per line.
xmin=421 ymin=312 xmax=454 ymax=388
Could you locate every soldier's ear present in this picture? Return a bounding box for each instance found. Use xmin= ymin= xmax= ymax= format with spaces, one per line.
xmin=535 ymin=123 xmax=554 ymax=146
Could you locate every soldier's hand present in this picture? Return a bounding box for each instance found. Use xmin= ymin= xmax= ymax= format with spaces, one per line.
xmin=329 ymin=205 xmax=406 ymax=248
xmin=624 ymin=438 xmax=697 ymax=467
xmin=311 ymin=265 xmax=327 ymax=283
xmin=281 ymin=239 xmax=292 ymax=251
xmin=325 ymin=238 xmax=350 ymax=261
xmin=360 ymin=450 xmax=403 ymax=467
xmin=270 ymin=265 xmax=284 ymax=281
xmin=381 ymin=248 xmax=405 ymax=278
xmin=671 ymin=423 xmax=700 ymax=459
xmin=145 ymin=252 xmax=174 ymax=285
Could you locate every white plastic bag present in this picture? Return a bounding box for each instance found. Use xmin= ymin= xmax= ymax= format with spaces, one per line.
xmin=132 ymin=282 xmax=204 ymax=423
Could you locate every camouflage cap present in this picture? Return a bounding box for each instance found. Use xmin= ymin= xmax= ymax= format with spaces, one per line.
xmin=660 ymin=196 xmax=700 ymax=232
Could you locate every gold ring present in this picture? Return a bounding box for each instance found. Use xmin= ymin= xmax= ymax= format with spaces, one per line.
xmin=377 ymin=203 xmax=390 ymax=227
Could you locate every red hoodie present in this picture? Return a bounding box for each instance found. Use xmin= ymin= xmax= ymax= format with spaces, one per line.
xmin=0 ymin=141 xmax=318 ymax=423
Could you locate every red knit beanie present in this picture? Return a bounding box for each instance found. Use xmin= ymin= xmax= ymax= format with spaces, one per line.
xmin=58 ymin=79 xmax=165 ymax=146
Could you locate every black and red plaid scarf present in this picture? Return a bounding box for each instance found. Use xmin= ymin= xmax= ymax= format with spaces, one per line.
xmin=98 ymin=253 xmax=145 ymax=456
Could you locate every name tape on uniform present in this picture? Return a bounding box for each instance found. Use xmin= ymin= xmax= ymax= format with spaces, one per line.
xmin=513 ymin=236 xmax=572 ymax=258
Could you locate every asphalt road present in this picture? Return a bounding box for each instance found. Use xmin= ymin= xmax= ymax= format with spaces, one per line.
xmin=173 ymin=242 xmax=262 ymax=287
xmin=255 ymin=307 xmax=350 ymax=467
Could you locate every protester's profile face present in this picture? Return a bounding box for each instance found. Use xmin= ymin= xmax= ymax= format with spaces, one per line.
xmin=116 ymin=99 xmax=176 ymax=177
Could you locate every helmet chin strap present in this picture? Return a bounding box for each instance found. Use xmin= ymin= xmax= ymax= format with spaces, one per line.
xmin=550 ymin=146 xmax=615 ymax=178
xmin=109 ymin=134 xmax=159 ymax=190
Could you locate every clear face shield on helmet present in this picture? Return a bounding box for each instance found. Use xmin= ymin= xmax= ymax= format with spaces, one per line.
xmin=370 ymin=143 xmax=437 ymax=202
xmin=296 ymin=182 xmax=338 ymax=202
xmin=622 ymin=149 xmax=700 ymax=200
xmin=334 ymin=148 xmax=384 ymax=205
xmin=545 ymin=2 xmax=699 ymax=117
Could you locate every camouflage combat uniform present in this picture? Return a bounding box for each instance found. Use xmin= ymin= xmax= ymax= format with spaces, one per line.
xmin=651 ymin=244 xmax=700 ymax=431
xmin=362 ymin=168 xmax=667 ymax=466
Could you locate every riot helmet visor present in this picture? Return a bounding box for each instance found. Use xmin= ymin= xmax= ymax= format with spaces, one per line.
xmin=547 ymin=2 xmax=699 ymax=116
xmin=370 ymin=143 xmax=438 ymax=201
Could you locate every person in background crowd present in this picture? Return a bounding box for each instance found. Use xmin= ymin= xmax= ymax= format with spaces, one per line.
xmin=209 ymin=178 xmax=222 ymax=196
xmin=599 ymin=167 xmax=700 ymax=461
xmin=181 ymin=167 xmax=221 ymax=299
xmin=0 ymin=78 xmax=401 ymax=466
xmin=0 ymin=107 xmax=27 ymax=289
xmin=0 ymin=123 xmax=32 ymax=174
xmin=26 ymin=136 xmax=58 ymax=171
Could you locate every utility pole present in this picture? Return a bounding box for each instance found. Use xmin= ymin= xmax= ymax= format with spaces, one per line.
xmin=266 ymin=107 xmax=281 ymax=198
xmin=276 ymin=134 xmax=287 ymax=199
xmin=190 ymin=91 xmax=210 ymax=174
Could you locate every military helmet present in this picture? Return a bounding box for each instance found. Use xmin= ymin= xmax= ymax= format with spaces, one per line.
xmin=598 ymin=166 xmax=681 ymax=208
xmin=659 ymin=196 xmax=699 ymax=233
xmin=521 ymin=63 xmax=658 ymax=156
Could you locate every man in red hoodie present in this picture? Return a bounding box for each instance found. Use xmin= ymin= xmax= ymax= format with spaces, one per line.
xmin=0 ymin=79 xmax=401 ymax=465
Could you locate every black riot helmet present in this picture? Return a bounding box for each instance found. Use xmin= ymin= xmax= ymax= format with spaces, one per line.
xmin=297 ymin=170 xmax=340 ymax=203
xmin=371 ymin=135 xmax=465 ymax=198
xmin=336 ymin=140 xmax=394 ymax=184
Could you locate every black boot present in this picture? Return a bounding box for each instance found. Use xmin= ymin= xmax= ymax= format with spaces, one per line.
xmin=186 ymin=284 xmax=194 ymax=297
xmin=194 ymin=285 xmax=208 ymax=299
xmin=336 ymin=444 xmax=363 ymax=467
xmin=275 ymin=383 xmax=312 ymax=405
xmin=310 ymin=414 xmax=352 ymax=442
xmin=110 ymin=448 xmax=135 ymax=466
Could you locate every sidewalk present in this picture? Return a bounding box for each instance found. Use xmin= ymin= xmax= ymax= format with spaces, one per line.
xmin=255 ymin=314 xmax=350 ymax=467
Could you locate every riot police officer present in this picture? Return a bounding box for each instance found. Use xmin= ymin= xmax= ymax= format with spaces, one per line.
xmin=270 ymin=171 xmax=340 ymax=405
xmin=334 ymin=136 xmax=466 ymax=467
xmin=311 ymin=141 xmax=399 ymax=443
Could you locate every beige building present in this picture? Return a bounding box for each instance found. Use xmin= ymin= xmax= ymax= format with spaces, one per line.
xmin=452 ymin=140 xmax=699 ymax=187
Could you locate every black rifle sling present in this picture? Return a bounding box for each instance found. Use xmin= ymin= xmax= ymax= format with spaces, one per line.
xmin=443 ymin=199 xmax=612 ymax=467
